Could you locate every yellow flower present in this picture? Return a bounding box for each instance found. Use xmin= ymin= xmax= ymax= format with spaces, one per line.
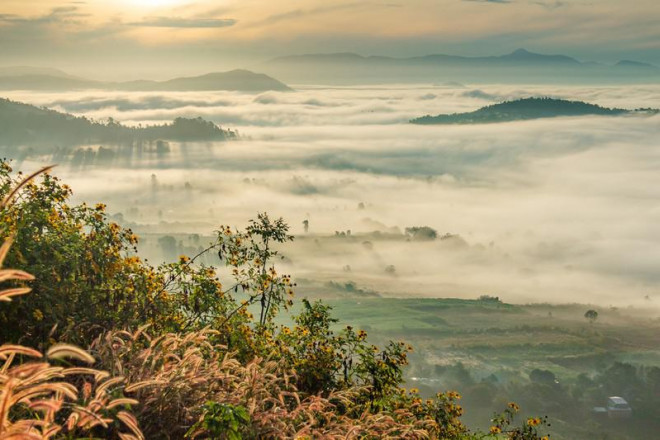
xmin=33 ymin=309 xmax=44 ymax=321
xmin=527 ymin=417 xmax=541 ymax=426
xmin=489 ymin=426 xmax=501 ymax=434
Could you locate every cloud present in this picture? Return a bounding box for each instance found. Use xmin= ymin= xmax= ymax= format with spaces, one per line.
xmin=130 ymin=17 xmax=236 ymax=28
xmin=6 ymin=83 xmax=660 ymax=308
xmin=247 ymin=2 xmax=366 ymax=28
xmin=49 ymin=96 xmax=232 ymax=112
xmin=0 ymin=6 xmax=88 ymax=25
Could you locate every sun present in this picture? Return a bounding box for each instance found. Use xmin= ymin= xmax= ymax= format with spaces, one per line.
xmin=128 ymin=0 xmax=185 ymax=7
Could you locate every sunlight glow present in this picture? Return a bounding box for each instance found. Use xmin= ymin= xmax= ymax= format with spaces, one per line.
xmin=128 ymin=0 xmax=185 ymax=7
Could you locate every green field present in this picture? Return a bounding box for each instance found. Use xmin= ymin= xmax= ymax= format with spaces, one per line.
xmin=311 ymin=297 xmax=660 ymax=440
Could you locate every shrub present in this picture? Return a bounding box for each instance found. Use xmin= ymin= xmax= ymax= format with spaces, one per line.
xmin=0 ymin=161 xmax=166 ymax=347
xmin=0 ymin=169 xmax=142 ymax=440
xmin=0 ymin=161 xmax=551 ymax=439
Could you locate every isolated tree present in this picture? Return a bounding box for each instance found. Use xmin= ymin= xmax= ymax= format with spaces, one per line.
xmin=584 ymin=309 xmax=598 ymax=324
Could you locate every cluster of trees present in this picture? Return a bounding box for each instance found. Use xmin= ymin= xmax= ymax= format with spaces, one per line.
xmin=413 ymin=360 xmax=660 ymax=440
xmin=411 ymin=97 xmax=630 ymax=125
xmin=0 ymin=159 xmax=550 ymax=439
xmin=0 ymin=98 xmax=237 ymax=148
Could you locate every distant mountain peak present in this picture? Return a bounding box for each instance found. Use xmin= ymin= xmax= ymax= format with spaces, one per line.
xmin=501 ymin=48 xmax=579 ymax=64
xmin=511 ymin=48 xmax=533 ymax=56
xmin=0 ymin=65 xmax=83 ymax=80
xmin=616 ymin=60 xmax=656 ymax=69
xmin=0 ymin=68 xmax=291 ymax=92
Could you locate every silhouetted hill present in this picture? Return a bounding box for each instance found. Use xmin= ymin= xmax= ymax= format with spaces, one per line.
xmin=264 ymin=49 xmax=659 ymax=85
xmin=498 ymin=48 xmax=579 ymax=64
xmin=616 ymin=60 xmax=657 ymax=69
xmin=119 ymin=69 xmax=292 ymax=92
xmin=0 ymin=98 xmax=236 ymax=146
xmin=410 ymin=97 xmax=658 ymax=125
xmin=270 ymin=49 xmax=581 ymax=66
xmin=0 ymin=75 xmax=101 ymax=91
xmin=0 ymin=69 xmax=291 ymax=92
xmin=0 ymin=66 xmax=82 ymax=78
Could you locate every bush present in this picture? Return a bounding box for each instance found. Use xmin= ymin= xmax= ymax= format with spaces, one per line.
xmin=0 ymin=169 xmax=142 ymax=440
xmin=0 ymin=161 xmax=552 ymax=439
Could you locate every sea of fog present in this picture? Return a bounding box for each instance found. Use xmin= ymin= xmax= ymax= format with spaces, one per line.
xmin=5 ymin=83 xmax=660 ymax=307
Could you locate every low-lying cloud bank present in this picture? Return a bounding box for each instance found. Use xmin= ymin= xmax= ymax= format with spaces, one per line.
xmin=4 ymin=84 xmax=660 ymax=308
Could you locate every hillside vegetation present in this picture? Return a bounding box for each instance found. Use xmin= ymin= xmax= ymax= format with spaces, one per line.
xmin=410 ymin=97 xmax=656 ymax=125
xmin=0 ymin=160 xmax=551 ymax=439
xmin=0 ymin=98 xmax=236 ymax=146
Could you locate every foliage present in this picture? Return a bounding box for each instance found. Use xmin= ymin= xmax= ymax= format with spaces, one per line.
xmin=411 ymin=97 xmax=630 ymax=125
xmin=0 ymin=343 xmax=143 ymax=440
xmin=0 ymin=171 xmax=142 ymax=440
xmin=0 ymin=160 xmax=551 ymax=439
xmin=488 ymin=403 xmax=550 ymax=440
xmin=215 ymin=213 xmax=294 ymax=328
xmin=0 ymin=161 xmax=281 ymax=349
xmin=0 ymin=98 xmax=236 ymax=148
xmin=584 ymin=309 xmax=598 ymax=324
xmin=0 ymin=161 xmax=171 ymax=347
xmin=91 ymin=327 xmax=454 ymax=439
xmin=275 ymin=298 xmax=413 ymax=402
xmin=405 ymin=226 xmax=438 ymax=241
xmin=187 ymin=402 xmax=250 ymax=440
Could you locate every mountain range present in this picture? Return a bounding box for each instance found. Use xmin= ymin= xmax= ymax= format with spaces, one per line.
xmin=0 ymin=49 xmax=656 ymax=91
xmin=263 ymin=49 xmax=659 ymax=85
xmin=0 ymin=67 xmax=292 ymax=92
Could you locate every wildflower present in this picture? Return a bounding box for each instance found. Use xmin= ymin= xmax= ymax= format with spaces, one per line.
xmin=527 ymin=417 xmax=541 ymax=426
xmin=448 ymin=391 xmax=461 ymax=400
xmin=33 ymin=309 xmax=43 ymax=321
xmin=507 ymin=402 xmax=520 ymax=411
xmin=489 ymin=426 xmax=501 ymax=434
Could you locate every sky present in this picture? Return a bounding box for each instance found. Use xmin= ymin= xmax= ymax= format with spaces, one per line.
xmin=0 ymin=0 xmax=659 ymax=78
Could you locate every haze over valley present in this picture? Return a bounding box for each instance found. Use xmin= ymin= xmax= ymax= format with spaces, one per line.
xmin=4 ymin=82 xmax=660 ymax=309
xmin=2 ymin=1 xmax=660 ymax=439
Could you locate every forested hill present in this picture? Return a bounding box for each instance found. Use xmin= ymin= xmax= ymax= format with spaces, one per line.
xmin=0 ymin=98 xmax=236 ymax=146
xmin=0 ymin=68 xmax=292 ymax=92
xmin=410 ymin=97 xmax=657 ymax=125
